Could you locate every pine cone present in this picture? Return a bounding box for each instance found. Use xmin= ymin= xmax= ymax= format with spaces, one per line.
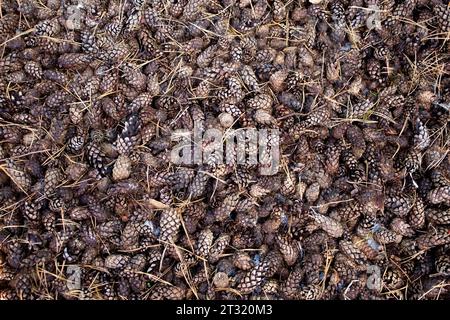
xmin=416 ymin=227 xmax=450 ymax=250
xmin=196 ymin=228 xmax=214 ymax=259
xmin=385 ymin=193 xmax=413 ymax=217
xmin=409 ymin=197 xmax=426 ymax=230
xmin=414 ymin=118 xmax=430 ymax=151
xmin=159 ymin=209 xmax=180 ymax=244
xmin=11 ymin=273 xmax=32 ymax=299
xmin=121 ymin=222 xmax=140 ymax=250
xmin=351 ymin=99 xmax=373 ymax=118
xmin=281 ymin=265 xmax=304 ymax=299
xmin=236 ymin=251 xmax=283 ymax=295
xmin=86 ymin=143 xmax=110 ymax=177
xmin=434 ymin=4 xmax=450 ymax=31
xmin=435 ymin=253 xmax=450 ymax=275
xmin=189 ymin=170 xmax=210 ymax=199
xmin=382 ymin=268 xmax=405 ymax=291
xmin=374 ymin=227 xmax=402 ymax=245
xmin=215 ymin=193 xmax=240 ymax=221
xmin=4 ymin=159 xmax=32 ymax=192
xmin=428 ymin=186 xmax=450 ymax=205
xmin=149 ymin=285 xmax=185 ymax=300
xmin=310 ymin=210 xmax=344 ymax=238
xmin=233 ymin=252 xmax=254 ymax=271
xmin=339 ymin=240 xmax=367 ymax=265
xmin=113 ymin=155 xmax=131 ymax=181
xmin=426 ymin=208 xmax=450 ymax=225
xmin=390 ymin=218 xmax=415 ymax=237
xmin=44 ymin=167 xmax=64 ymax=196
xmin=105 ymin=254 xmax=130 ymax=269
xmin=276 ymin=234 xmax=299 ymax=266
xmin=298 ymin=285 xmax=321 ymax=300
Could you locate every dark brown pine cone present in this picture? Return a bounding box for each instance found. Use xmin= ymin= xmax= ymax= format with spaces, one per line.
xmin=281 ymin=265 xmax=304 ymax=299
xmin=428 ymin=186 xmax=450 ymax=205
xmin=409 ymin=197 xmax=426 ymax=230
xmin=339 ymin=240 xmax=367 ymax=266
xmin=374 ymin=227 xmax=402 ymax=245
xmin=426 ymin=208 xmax=450 ymax=225
xmin=236 ymin=250 xmax=283 ymax=295
xmin=159 ymin=209 xmax=180 ymax=244
xmin=214 ymin=193 xmax=240 ymax=222
xmin=416 ymin=227 xmax=450 ymax=250
xmin=148 ymin=285 xmax=186 ymax=300
xmin=310 ymin=210 xmax=344 ymax=238
xmin=195 ymin=228 xmax=214 ymax=259
xmin=105 ymin=254 xmax=130 ymax=270
xmin=233 ymin=252 xmax=254 ymax=271
xmin=10 ymin=273 xmax=32 ymax=299
xmin=86 ymin=143 xmax=110 ymax=177
xmin=385 ymin=193 xmax=413 ymax=217
xmin=276 ymin=234 xmax=299 ymax=266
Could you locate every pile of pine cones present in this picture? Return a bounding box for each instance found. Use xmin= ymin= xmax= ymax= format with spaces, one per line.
xmin=1 ymin=0 xmax=449 ymax=300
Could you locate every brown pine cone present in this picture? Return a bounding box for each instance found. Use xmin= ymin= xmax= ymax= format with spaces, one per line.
xmin=324 ymin=144 xmax=342 ymax=175
xmin=297 ymin=284 xmax=321 ymax=300
xmin=159 ymin=209 xmax=180 ymax=244
xmin=281 ymin=265 xmax=304 ymax=299
xmin=434 ymin=4 xmax=450 ymax=31
xmin=247 ymin=93 xmax=273 ymax=112
xmin=146 ymin=249 xmax=162 ymax=274
xmin=195 ymin=228 xmax=214 ymax=259
xmin=105 ymin=254 xmax=130 ymax=270
xmin=239 ymin=65 xmax=259 ymax=92
xmin=374 ymin=227 xmax=402 ymax=245
xmin=209 ymin=234 xmax=231 ymax=263
xmin=426 ymin=208 xmax=450 ymax=225
xmin=69 ymin=207 xmax=90 ymax=221
xmin=148 ymin=285 xmax=185 ymax=300
xmin=58 ymin=53 xmax=91 ymax=70
xmin=339 ymin=240 xmax=367 ymax=265
xmin=188 ymin=170 xmax=210 ymax=199
xmin=416 ymin=227 xmax=450 ymax=250
xmin=112 ymin=155 xmax=131 ymax=181
xmin=414 ymin=118 xmax=430 ymax=151
xmin=435 ymin=253 xmax=450 ymax=275
xmin=276 ymin=234 xmax=299 ymax=266
xmin=409 ymin=197 xmax=426 ymax=230
xmin=11 ymin=273 xmax=32 ymax=299
xmin=236 ymin=250 xmax=283 ymax=295
xmin=191 ymin=266 xmax=211 ymax=287
xmin=44 ymin=168 xmax=64 ymax=196
xmin=385 ymin=193 xmax=413 ymax=217
xmin=4 ymin=159 xmax=32 ymax=192
xmin=428 ymin=186 xmax=450 ymax=205
xmin=233 ymin=252 xmax=254 ymax=271
xmin=310 ymin=210 xmax=344 ymax=238
xmin=390 ymin=218 xmax=415 ymax=237
xmin=121 ymin=222 xmax=140 ymax=250
xmin=351 ymin=99 xmax=373 ymax=118
xmin=382 ymin=268 xmax=405 ymax=291
xmin=24 ymin=61 xmax=43 ymax=79
xmin=215 ymin=193 xmax=240 ymax=221
xmin=86 ymin=143 xmax=110 ymax=177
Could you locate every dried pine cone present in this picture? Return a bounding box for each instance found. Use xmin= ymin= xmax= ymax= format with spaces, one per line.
xmin=159 ymin=209 xmax=180 ymax=244
xmin=236 ymin=251 xmax=283 ymax=295
xmin=310 ymin=210 xmax=344 ymax=238
xmin=113 ymin=155 xmax=131 ymax=181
